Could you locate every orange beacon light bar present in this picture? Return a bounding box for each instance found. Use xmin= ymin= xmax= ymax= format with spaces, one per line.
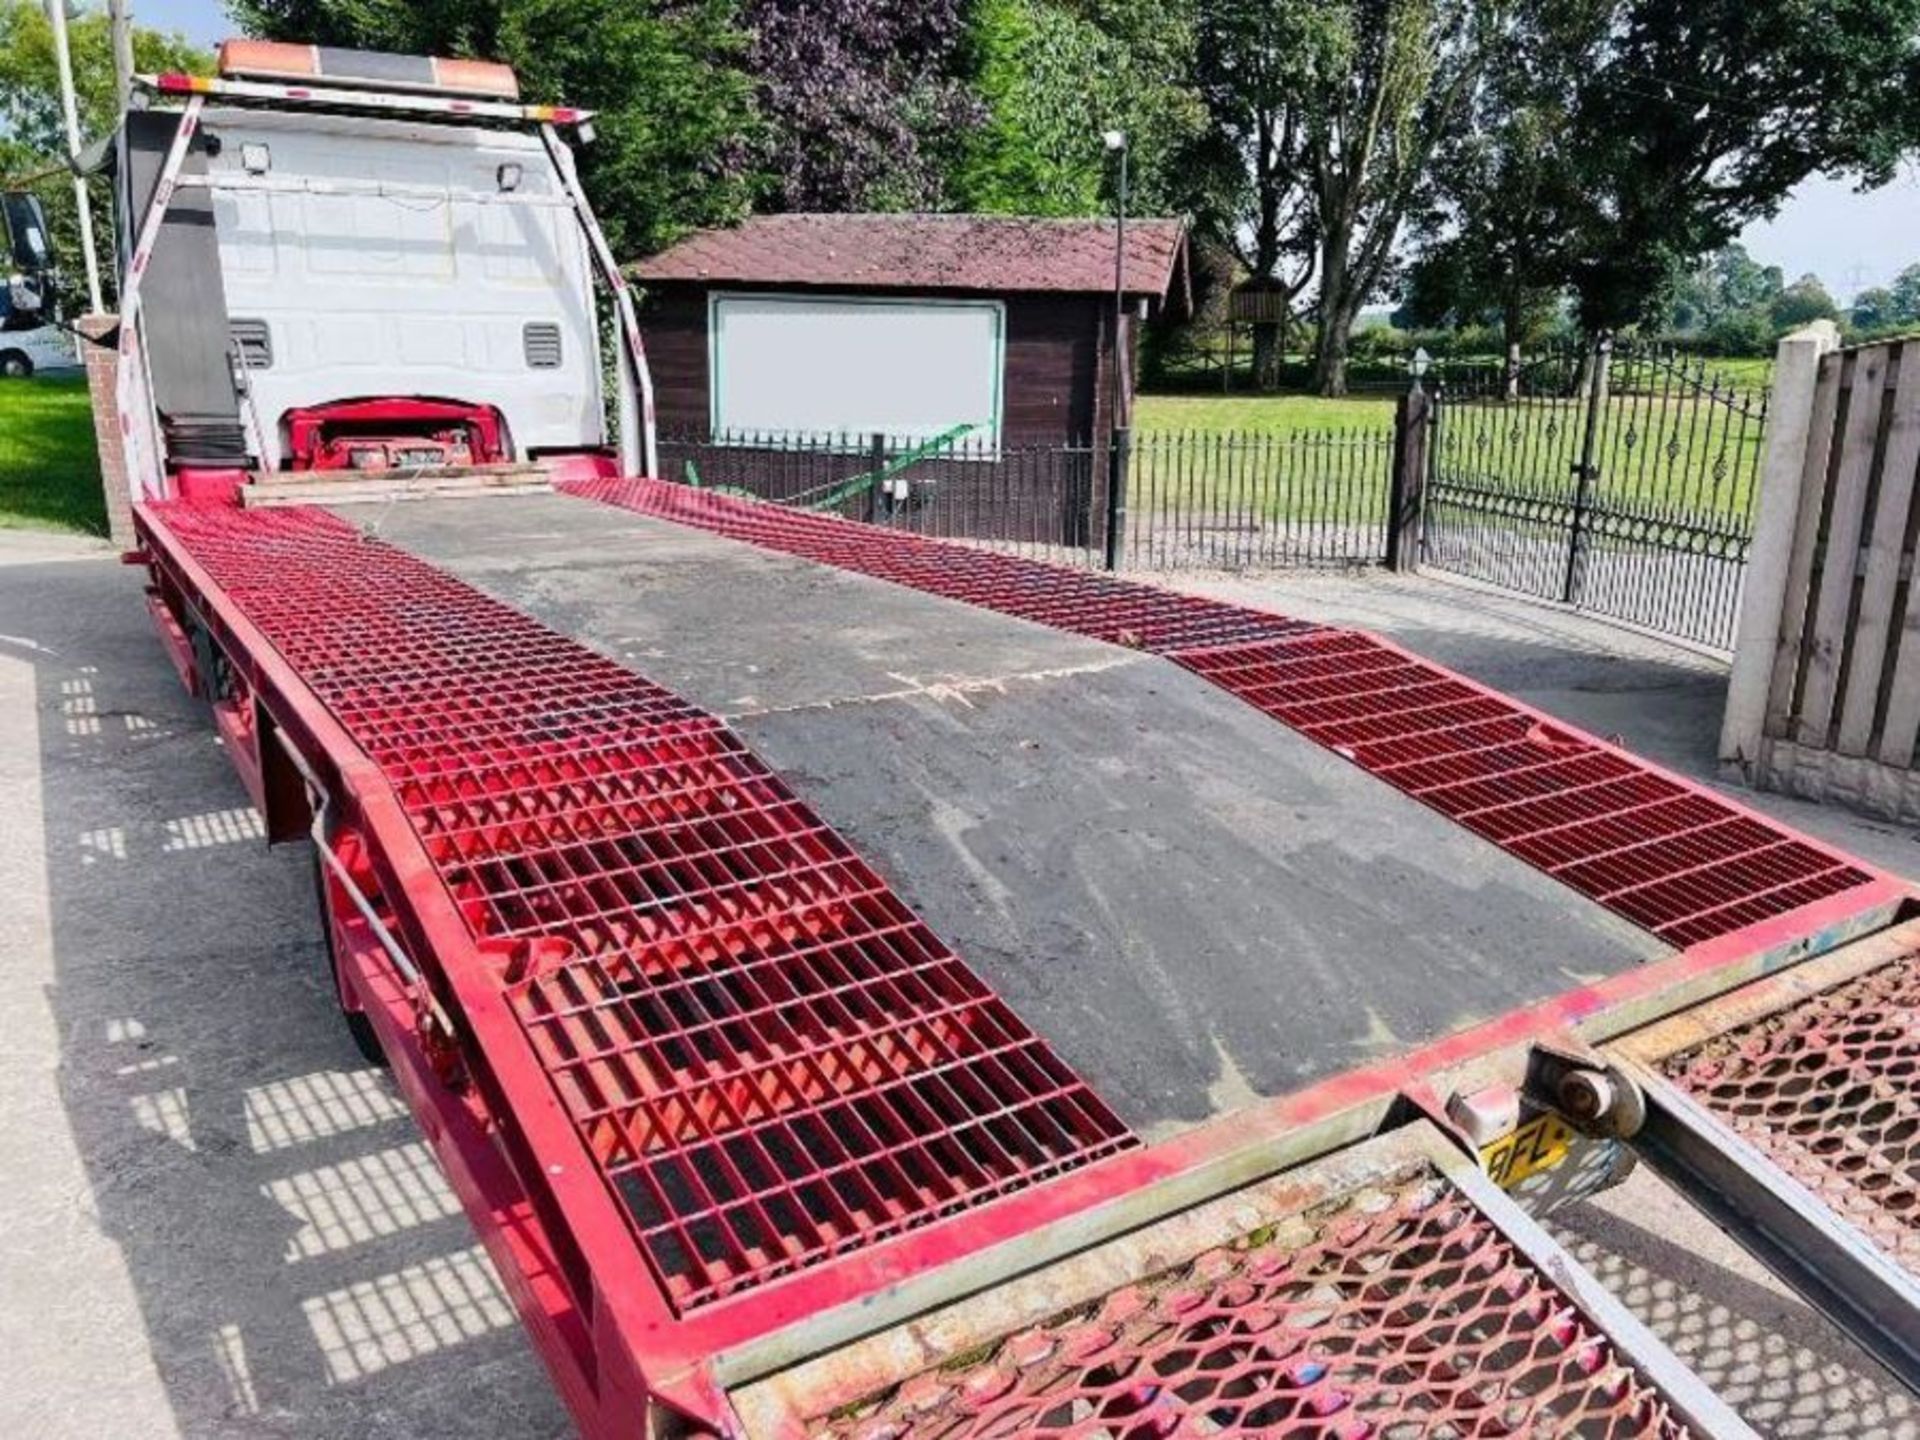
xmin=213 ymin=39 xmax=522 ymax=100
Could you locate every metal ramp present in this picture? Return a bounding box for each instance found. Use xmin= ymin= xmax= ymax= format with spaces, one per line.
xmin=559 ymin=478 xmax=1920 ymax=1414
xmin=728 ymin=1122 xmax=1749 ymax=1437
xmin=563 ymin=478 xmax=1881 ymax=951
xmin=135 ymin=491 xmax=1920 ymax=1434
xmin=144 ymin=502 xmax=1135 ymax=1312
xmin=1605 ymin=928 xmax=1920 ymax=1386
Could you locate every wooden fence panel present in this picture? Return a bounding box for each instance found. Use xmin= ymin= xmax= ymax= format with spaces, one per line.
xmin=1839 ymin=344 xmax=1920 ymax=755
xmin=1795 ymin=346 xmax=1887 ymax=748
xmin=1724 ymin=330 xmax=1920 ymax=822
xmin=1762 ymin=350 xmax=1842 ymax=741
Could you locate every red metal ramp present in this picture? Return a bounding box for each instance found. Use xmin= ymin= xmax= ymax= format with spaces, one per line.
xmin=137 ymin=501 xmax=1143 ymax=1431
xmin=726 ymin=1121 xmax=1748 ymax=1437
xmin=1606 ymin=927 xmax=1920 ymax=1385
xmin=145 ymin=502 xmax=1136 ymax=1307
xmin=135 ymin=494 xmax=1914 ymax=1435
xmin=364 ymin=487 xmax=1683 ymax=1132
xmin=563 ymin=478 xmax=1885 ymax=954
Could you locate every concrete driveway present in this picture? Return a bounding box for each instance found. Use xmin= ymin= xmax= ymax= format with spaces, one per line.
xmin=0 ymin=531 xmax=567 ymax=1438
xmin=1 ymin=528 xmax=1912 ymax=1436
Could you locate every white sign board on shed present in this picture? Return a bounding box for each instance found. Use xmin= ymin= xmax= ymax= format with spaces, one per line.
xmin=708 ymin=292 xmax=1005 ymax=448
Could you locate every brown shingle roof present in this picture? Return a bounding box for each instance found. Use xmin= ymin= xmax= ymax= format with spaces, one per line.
xmin=631 ymin=213 xmax=1188 ymax=300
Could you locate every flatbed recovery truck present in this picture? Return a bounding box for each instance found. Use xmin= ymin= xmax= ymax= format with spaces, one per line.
xmin=82 ymin=37 xmax=1920 ymax=1439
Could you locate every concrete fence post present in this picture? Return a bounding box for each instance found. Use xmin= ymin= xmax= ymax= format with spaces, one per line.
xmin=1719 ymin=320 xmax=1840 ymax=779
xmin=76 ymin=313 xmax=135 ymax=548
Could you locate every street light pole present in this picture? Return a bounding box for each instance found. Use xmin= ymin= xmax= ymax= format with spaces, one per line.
xmin=1102 ymin=129 xmax=1129 ymax=570
xmin=108 ymin=0 xmax=136 ymax=116
xmin=45 ymin=0 xmax=106 ymax=314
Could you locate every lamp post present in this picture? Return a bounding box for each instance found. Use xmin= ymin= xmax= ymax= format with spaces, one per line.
xmin=1102 ymin=129 xmax=1128 ymax=570
xmin=44 ymin=0 xmax=105 ymax=313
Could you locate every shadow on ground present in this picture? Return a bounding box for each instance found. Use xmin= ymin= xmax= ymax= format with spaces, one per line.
xmin=12 ymin=553 xmax=564 ymax=1437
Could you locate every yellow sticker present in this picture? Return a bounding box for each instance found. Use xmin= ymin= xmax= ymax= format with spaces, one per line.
xmin=1480 ymin=1112 xmax=1574 ymax=1189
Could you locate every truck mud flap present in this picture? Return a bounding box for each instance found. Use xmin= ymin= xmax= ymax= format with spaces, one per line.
xmin=1606 ymin=927 xmax=1920 ymax=1390
xmin=723 ymin=1120 xmax=1754 ymax=1438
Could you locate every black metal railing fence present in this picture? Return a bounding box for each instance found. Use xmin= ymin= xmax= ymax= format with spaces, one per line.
xmin=656 ymin=427 xmax=1396 ymax=572
xmin=1424 ymin=338 xmax=1769 ymax=650
xmin=1124 ymin=428 xmax=1395 ymax=570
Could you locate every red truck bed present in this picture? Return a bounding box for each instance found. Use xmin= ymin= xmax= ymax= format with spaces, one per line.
xmin=132 ymin=486 xmax=1916 ymax=1435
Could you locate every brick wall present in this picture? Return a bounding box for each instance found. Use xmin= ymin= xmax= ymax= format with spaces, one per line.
xmin=77 ymin=314 xmax=133 ymax=547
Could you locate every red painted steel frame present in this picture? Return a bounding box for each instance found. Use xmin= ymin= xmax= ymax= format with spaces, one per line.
xmin=282 ymin=396 xmax=506 ymax=471
xmin=136 ymin=502 xmax=1142 ymax=1436
xmin=135 ymin=487 xmax=1913 ymax=1438
xmin=140 ymin=504 xmax=713 ymax=1433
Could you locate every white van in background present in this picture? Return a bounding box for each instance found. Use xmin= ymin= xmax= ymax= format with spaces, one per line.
xmin=0 ymin=322 xmax=80 ymax=378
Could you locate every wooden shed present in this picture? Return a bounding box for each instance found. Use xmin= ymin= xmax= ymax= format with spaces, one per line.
xmin=631 ymin=212 xmax=1190 ymax=451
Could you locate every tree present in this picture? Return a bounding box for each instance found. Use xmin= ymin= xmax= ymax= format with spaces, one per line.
xmin=1890 ymin=264 xmax=1920 ymax=327
xmin=1850 ymin=286 xmax=1897 ymax=332
xmin=1185 ymin=0 xmax=1338 ymax=389
xmin=1402 ymin=1 xmax=1600 ymax=388
xmin=1300 ymin=0 xmax=1496 ymax=395
xmin=231 ymin=0 xmax=757 ymax=255
xmin=1558 ymin=0 xmax=1920 ymax=333
xmin=1769 ymin=272 xmax=1838 ymax=329
xmin=955 ymin=0 xmax=1204 ymax=220
xmin=1664 ymin=244 xmax=1783 ymax=333
xmin=1702 ymin=307 xmax=1776 ymax=356
xmin=745 ymin=0 xmax=978 ymax=212
xmin=0 ymin=0 xmax=210 ymax=312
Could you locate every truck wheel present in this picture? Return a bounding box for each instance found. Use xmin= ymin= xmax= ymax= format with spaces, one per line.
xmin=310 ymin=844 xmax=388 ymax=1068
xmin=0 ymin=350 xmax=31 ymax=379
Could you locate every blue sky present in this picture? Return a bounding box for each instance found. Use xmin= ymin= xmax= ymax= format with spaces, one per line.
xmin=133 ymin=0 xmax=227 ymax=48
xmin=136 ymin=0 xmax=1920 ymax=301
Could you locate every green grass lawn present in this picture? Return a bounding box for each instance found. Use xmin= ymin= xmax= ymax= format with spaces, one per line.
xmin=1136 ymin=392 xmax=1400 ymax=435
xmin=0 ymin=374 xmax=107 ymax=534
xmin=1687 ymin=355 xmax=1772 ymax=394
xmin=1433 ymin=389 xmax=1765 ymax=524
xmin=1132 ymin=376 xmax=1765 ymax=528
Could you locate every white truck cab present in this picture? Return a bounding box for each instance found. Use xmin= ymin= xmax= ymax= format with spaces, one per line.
xmin=1 ymin=190 xmax=70 ymax=377
xmin=0 ymin=322 xmax=80 ymax=378
xmin=112 ymin=40 xmax=655 ymax=502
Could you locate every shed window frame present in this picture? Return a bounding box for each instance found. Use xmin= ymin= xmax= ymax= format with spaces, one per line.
xmin=706 ymin=290 xmax=1006 ymax=457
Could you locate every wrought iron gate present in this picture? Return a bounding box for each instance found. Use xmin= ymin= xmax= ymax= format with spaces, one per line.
xmin=1423 ymin=339 xmax=1769 ymax=650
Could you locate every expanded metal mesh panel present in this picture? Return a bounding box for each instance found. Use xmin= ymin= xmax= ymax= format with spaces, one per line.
xmin=805 ymin=1162 xmax=1693 ymax=1439
xmin=567 ymin=478 xmax=1874 ymax=949
xmin=1662 ymin=954 xmax=1920 ymax=1271
xmin=153 ymin=503 xmax=1134 ymax=1309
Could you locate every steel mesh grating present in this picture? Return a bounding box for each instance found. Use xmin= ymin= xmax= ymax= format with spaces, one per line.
xmin=153 ymin=503 xmax=1134 ymax=1309
xmin=1661 ymin=953 xmax=1920 ymax=1272
xmin=804 ymin=1161 xmax=1693 ymax=1439
xmin=1178 ymin=639 xmax=1868 ymax=949
xmin=568 ymin=478 xmax=1875 ymax=949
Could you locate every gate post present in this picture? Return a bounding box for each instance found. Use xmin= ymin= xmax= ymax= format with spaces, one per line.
xmin=1563 ymin=332 xmax=1613 ymax=604
xmin=1103 ymin=425 xmax=1131 ymax=570
xmin=1719 ymin=321 xmax=1840 ymax=779
xmin=78 ymin=314 xmax=135 ymax=548
xmin=866 ymin=432 xmax=887 ymax=524
xmin=1386 ymin=386 xmax=1432 ymax=572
